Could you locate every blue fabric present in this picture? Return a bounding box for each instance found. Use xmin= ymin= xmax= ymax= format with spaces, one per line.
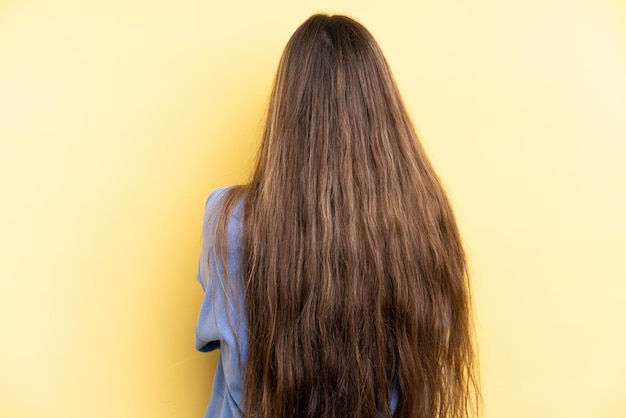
xmin=195 ymin=186 xmax=247 ymax=418
xmin=195 ymin=186 xmax=399 ymax=417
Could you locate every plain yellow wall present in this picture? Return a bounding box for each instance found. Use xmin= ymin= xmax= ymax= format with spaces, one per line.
xmin=1 ymin=0 xmax=625 ymax=417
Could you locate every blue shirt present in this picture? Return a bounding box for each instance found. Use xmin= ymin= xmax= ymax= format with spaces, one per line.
xmin=195 ymin=186 xmax=399 ymax=417
xmin=195 ymin=186 xmax=247 ymax=417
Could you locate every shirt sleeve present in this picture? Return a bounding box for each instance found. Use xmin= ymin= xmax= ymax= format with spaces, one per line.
xmin=196 ymin=188 xmax=222 ymax=292
xmin=194 ymin=186 xmax=242 ymax=353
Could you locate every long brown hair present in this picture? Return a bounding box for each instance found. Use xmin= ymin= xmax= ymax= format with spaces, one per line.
xmin=210 ymin=13 xmax=481 ymax=418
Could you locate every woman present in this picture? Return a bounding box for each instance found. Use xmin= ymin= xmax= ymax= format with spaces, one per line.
xmin=195 ymin=13 xmax=481 ymax=418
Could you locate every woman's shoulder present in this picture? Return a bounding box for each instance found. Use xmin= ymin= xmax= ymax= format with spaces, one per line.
xmin=203 ymin=185 xmax=245 ymax=241
xmin=204 ymin=184 xmax=245 ymax=213
xmin=204 ymin=184 xmax=237 ymax=208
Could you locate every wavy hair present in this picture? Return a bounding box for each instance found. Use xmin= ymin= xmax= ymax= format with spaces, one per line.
xmin=210 ymin=13 xmax=481 ymax=418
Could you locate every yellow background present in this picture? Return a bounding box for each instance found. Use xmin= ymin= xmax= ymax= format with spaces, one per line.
xmin=1 ymin=0 xmax=625 ymax=416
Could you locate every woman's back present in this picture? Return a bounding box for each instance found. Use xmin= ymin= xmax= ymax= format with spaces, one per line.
xmin=196 ymin=14 xmax=480 ymax=418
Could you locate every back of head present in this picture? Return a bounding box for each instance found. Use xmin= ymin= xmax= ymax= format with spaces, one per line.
xmin=216 ymin=13 xmax=480 ymax=418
